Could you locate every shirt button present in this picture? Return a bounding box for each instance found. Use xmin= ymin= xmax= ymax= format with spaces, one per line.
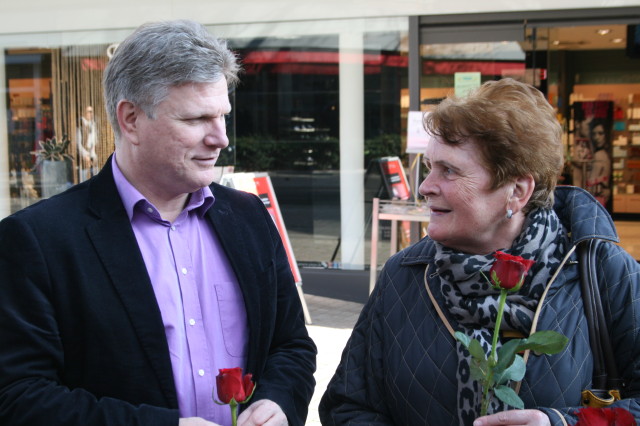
xmin=171 ymin=225 xmax=176 ymax=231
xmin=189 ymin=319 xmax=196 ymax=326
xmin=181 ymin=267 xmax=188 ymax=275
xmin=198 ymin=369 xmax=205 ymax=377
xmin=147 ymin=207 xmax=153 ymax=214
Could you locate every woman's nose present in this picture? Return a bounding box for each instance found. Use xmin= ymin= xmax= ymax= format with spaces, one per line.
xmin=418 ymin=173 xmax=436 ymax=198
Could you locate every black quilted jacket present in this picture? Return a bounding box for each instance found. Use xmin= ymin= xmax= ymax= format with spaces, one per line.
xmin=319 ymin=186 xmax=640 ymax=425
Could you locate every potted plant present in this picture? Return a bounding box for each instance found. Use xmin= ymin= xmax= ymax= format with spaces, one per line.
xmin=31 ymin=136 xmax=73 ymax=198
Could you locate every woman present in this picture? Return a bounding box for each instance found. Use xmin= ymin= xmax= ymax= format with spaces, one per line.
xmin=586 ymin=118 xmax=612 ymax=207
xmin=319 ymin=78 xmax=640 ymax=425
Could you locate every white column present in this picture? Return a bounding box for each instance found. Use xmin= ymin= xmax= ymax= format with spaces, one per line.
xmin=0 ymin=49 xmax=10 ymax=219
xmin=339 ymin=31 xmax=365 ymax=270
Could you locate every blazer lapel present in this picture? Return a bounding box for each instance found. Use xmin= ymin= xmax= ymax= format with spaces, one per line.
xmin=205 ymin=192 xmax=263 ymax=373
xmin=85 ymin=158 xmax=178 ymax=408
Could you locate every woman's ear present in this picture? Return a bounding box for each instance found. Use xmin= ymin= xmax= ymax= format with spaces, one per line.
xmin=511 ymin=174 xmax=535 ymax=213
xmin=116 ymin=100 xmax=141 ymax=145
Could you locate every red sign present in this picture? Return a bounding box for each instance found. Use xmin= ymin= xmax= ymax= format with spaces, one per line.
xmin=221 ymin=173 xmax=302 ymax=284
xmin=379 ymin=157 xmax=411 ymax=200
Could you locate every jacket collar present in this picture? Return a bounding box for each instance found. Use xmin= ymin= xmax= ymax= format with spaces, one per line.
xmin=86 ymin=155 xmax=179 ymax=408
xmin=553 ymin=185 xmax=619 ymax=245
xmin=203 ymin=183 xmax=263 ymax=374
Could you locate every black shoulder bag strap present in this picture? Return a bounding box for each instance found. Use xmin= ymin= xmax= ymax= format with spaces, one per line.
xmin=578 ymin=238 xmax=623 ymax=407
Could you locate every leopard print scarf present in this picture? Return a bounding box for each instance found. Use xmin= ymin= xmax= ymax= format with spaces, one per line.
xmin=433 ymin=207 xmax=568 ymax=425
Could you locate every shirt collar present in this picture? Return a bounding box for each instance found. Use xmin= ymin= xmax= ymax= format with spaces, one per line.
xmin=111 ymin=153 xmax=215 ymax=222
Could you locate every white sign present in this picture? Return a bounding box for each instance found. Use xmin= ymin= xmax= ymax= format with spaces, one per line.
xmin=406 ymin=111 xmax=430 ymax=154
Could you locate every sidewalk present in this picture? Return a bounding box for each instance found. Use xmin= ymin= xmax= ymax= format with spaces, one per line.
xmin=303 ymin=293 xmax=365 ymax=425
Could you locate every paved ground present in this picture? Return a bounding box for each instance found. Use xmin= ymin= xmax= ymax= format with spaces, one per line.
xmin=303 ymin=293 xmax=365 ymax=425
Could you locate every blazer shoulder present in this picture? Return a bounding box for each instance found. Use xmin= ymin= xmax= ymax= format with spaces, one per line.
xmin=210 ymin=182 xmax=263 ymax=208
xmin=208 ymin=182 xmax=276 ymax=239
xmin=6 ymin=182 xmax=90 ymax=227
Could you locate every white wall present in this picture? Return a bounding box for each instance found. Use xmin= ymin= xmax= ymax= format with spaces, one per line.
xmin=0 ymin=0 xmax=638 ymax=35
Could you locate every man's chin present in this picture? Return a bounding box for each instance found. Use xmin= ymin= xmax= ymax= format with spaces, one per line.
xmin=198 ymin=174 xmax=219 ymax=188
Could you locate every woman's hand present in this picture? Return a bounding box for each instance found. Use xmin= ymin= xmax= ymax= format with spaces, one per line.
xmin=473 ymin=409 xmax=550 ymax=425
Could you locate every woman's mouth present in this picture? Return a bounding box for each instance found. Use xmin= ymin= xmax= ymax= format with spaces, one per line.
xmin=429 ymin=206 xmax=451 ymax=215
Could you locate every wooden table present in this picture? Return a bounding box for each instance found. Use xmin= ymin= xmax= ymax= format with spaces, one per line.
xmin=369 ymin=198 xmax=429 ymax=293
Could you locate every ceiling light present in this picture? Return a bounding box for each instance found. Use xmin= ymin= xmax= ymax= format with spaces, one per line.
xmin=552 ymin=40 xmax=560 ymax=46
xmin=597 ymin=29 xmax=611 ymax=36
xmin=612 ymin=38 xmax=624 ymax=44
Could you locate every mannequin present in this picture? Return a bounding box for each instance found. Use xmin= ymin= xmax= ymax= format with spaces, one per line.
xmin=77 ymin=106 xmax=98 ymax=181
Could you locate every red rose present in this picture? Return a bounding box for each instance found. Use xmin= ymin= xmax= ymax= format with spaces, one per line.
xmin=216 ymin=367 xmax=255 ymax=404
xmin=489 ymin=251 xmax=535 ymax=292
xmin=575 ymin=406 xmax=636 ymax=425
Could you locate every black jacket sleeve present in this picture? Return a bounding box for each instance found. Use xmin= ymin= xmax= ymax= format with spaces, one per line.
xmin=318 ymin=266 xmax=394 ymax=425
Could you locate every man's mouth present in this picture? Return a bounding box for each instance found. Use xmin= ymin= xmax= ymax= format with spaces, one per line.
xmin=193 ymin=155 xmax=218 ymax=162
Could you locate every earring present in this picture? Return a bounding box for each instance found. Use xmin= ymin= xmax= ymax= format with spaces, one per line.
xmin=506 ymin=209 xmax=513 ymax=219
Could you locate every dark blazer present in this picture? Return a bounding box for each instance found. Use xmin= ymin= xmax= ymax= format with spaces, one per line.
xmin=0 ymin=158 xmax=317 ymax=426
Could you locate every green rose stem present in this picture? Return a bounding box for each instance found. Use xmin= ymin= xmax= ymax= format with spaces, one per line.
xmin=230 ymin=401 xmax=238 ymax=426
xmin=481 ymin=287 xmax=508 ymax=417
xmin=214 ymin=367 xmax=255 ymax=426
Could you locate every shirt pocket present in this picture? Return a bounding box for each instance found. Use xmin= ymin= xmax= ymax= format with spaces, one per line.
xmin=214 ymin=284 xmax=248 ymax=358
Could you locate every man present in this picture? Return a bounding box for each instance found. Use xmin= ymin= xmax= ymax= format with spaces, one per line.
xmin=0 ymin=20 xmax=316 ymax=426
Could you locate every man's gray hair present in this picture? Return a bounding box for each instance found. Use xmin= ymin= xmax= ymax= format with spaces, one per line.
xmin=103 ymin=20 xmax=241 ymax=140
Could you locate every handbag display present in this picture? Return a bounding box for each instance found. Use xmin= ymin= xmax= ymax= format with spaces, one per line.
xmin=578 ymin=238 xmax=623 ymax=407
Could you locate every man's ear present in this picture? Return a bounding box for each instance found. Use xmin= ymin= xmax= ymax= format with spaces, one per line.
xmin=511 ymin=174 xmax=535 ymax=213
xmin=116 ymin=100 xmax=141 ymax=145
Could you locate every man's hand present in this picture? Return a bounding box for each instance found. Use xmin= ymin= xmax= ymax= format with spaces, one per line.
xmin=473 ymin=409 xmax=551 ymax=426
xmin=179 ymin=417 xmax=221 ymax=426
xmin=238 ymin=399 xmax=288 ymax=426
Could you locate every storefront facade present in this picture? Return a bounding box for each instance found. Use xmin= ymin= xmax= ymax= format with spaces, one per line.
xmin=1 ymin=1 xmax=639 ymax=272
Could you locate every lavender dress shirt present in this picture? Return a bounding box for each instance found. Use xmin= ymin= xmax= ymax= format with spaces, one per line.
xmin=112 ymin=156 xmax=248 ymax=425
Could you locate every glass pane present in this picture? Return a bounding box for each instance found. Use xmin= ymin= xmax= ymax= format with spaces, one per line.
xmin=1 ymin=18 xmax=408 ymax=268
xmin=228 ymin=27 xmax=407 ymax=267
xmin=419 ymin=38 xmax=527 ymax=106
xmin=6 ymin=50 xmax=55 ymax=211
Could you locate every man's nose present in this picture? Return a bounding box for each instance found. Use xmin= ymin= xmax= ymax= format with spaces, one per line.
xmin=204 ymin=119 xmax=229 ymax=148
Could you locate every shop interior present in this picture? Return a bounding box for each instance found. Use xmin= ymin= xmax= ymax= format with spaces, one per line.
xmin=412 ymin=21 xmax=639 ymax=213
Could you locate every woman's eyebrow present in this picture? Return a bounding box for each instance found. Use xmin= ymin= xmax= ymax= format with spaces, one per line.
xmin=429 ymin=159 xmax=460 ymax=171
